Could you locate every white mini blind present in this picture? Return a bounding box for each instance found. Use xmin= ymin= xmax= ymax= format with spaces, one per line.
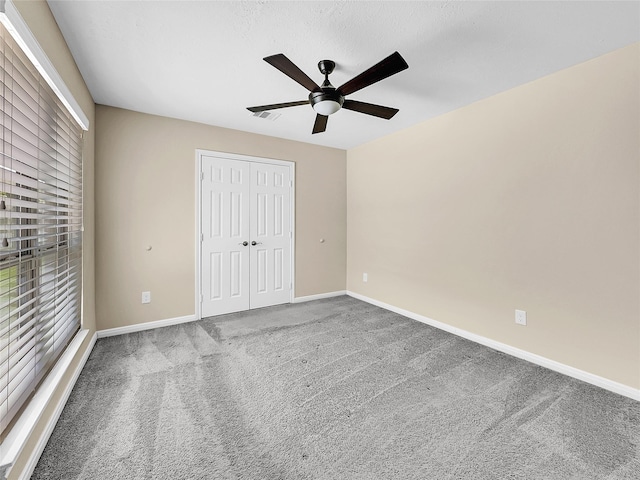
xmin=0 ymin=21 xmax=83 ymax=435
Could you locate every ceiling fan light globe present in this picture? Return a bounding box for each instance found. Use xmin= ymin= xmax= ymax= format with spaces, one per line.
xmin=313 ymin=100 xmax=342 ymax=116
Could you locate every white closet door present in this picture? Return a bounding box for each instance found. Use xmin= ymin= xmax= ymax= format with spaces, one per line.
xmin=201 ymin=155 xmax=292 ymax=317
xmin=249 ymin=163 xmax=291 ymax=309
xmin=201 ymin=156 xmax=251 ymax=316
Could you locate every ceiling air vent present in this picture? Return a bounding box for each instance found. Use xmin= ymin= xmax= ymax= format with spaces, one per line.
xmin=252 ymin=111 xmax=281 ymax=121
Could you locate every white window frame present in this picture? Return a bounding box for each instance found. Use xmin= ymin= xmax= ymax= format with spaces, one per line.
xmin=0 ymin=1 xmax=90 ymax=477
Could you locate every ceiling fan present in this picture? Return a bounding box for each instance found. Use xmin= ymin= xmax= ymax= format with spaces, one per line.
xmin=247 ymin=52 xmax=409 ymax=134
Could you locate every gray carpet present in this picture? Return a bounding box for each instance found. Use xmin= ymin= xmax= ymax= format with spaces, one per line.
xmin=32 ymin=296 xmax=639 ymax=479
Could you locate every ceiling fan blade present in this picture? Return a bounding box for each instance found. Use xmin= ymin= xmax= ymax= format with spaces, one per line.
xmin=247 ymin=100 xmax=308 ymax=113
xmin=338 ymin=51 xmax=408 ymax=96
xmin=312 ymin=114 xmax=328 ymax=134
xmin=342 ymin=100 xmax=399 ymax=119
xmin=264 ymin=54 xmax=322 ymax=93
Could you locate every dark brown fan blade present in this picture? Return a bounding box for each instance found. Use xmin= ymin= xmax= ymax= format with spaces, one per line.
xmin=312 ymin=114 xmax=328 ymax=134
xmin=247 ymin=100 xmax=309 ymax=113
xmin=342 ymin=100 xmax=399 ymax=119
xmin=338 ymin=51 xmax=408 ymax=96
xmin=264 ymin=54 xmax=322 ymax=92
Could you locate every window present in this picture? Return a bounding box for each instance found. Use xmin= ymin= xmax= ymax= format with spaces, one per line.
xmin=0 ymin=20 xmax=84 ymax=435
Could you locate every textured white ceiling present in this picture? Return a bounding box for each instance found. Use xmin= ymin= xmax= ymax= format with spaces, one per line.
xmin=47 ymin=0 xmax=639 ymax=150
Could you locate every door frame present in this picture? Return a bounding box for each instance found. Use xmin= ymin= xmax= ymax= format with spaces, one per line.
xmin=195 ymin=149 xmax=296 ymax=320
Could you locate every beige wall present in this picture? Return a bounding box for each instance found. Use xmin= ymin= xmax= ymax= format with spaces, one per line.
xmin=347 ymin=43 xmax=640 ymax=389
xmin=95 ymin=106 xmax=346 ymax=330
xmin=8 ymin=1 xmax=96 ymax=478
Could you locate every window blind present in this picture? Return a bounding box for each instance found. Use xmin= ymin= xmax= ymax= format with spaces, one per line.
xmin=0 ymin=21 xmax=83 ymax=435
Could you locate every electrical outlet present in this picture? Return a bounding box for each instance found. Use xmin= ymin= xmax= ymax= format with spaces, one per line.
xmin=515 ymin=309 xmax=527 ymax=326
xmin=363 ymin=273 xmax=368 ymax=283
xmin=142 ymin=291 xmax=151 ymax=304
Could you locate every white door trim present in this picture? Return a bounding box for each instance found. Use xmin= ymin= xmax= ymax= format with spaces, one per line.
xmin=195 ymin=149 xmax=296 ymax=320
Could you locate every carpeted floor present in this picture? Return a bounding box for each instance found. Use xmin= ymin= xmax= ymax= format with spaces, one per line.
xmin=32 ymin=296 xmax=639 ymax=479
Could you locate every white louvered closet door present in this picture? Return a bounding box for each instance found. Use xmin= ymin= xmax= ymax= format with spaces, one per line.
xmin=201 ymin=155 xmax=291 ymax=317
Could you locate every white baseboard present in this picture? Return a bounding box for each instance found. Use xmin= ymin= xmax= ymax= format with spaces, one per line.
xmin=347 ymin=291 xmax=640 ymax=402
xmin=99 ymin=296 xmax=351 ymax=338
xmin=293 ymin=290 xmax=347 ymax=303
xmin=0 ymin=330 xmax=97 ymax=480
xmin=97 ymin=314 xmax=198 ymax=338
